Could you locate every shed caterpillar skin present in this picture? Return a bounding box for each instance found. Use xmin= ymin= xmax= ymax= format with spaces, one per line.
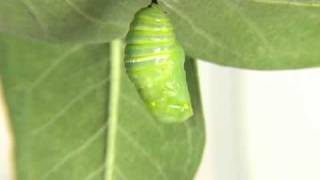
xmin=124 ymin=4 xmax=193 ymax=123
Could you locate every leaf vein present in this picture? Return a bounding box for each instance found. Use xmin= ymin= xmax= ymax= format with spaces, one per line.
xmin=224 ymin=0 xmax=274 ymax=51
xmin=39 ymin=124 xmax=107 ymax=180
xmin=83 ymin=164 xmax=105 ymax=180
xmin=120 ymin=94 xmax=164 ymax=135
xmin=63 ymin=0 xmax=124 ymax=27
xmin=250 ymin=0 xmax=320 ymax=7
xmin=27 ymin=45 xmax=83 ymax=92
xmin=31 ymin=78 xmax=109 ymax=135
xmin=118 ymin=127 xmax=169 ymax=180
xmin=161 ymin=1 xmax=245 ymax=60
xmin=19 ymin=0 xmax=48 ymax=37
xmin=115 ymin=167 xmax=129 ymax=180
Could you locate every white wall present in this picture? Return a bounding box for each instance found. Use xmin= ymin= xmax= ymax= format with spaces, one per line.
xmin=196 ymin=60 xmax=320 ymax=180
xmin=240 ymin=67 xmax=320 ymax=180
xmin=0 ymin=84 xmax=14 ymax=180
xmin=196 ymin=61 xmax=248 ymax=180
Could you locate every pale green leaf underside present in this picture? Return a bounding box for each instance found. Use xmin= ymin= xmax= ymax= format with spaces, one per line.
xmin=0 ymin=35 xmax=205 ymax=180
xmin=1 ymin=0 xmax=320 ymax=69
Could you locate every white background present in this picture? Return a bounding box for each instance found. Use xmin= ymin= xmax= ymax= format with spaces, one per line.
xmin=196 ymin=61 xmax=320 ymax=180
xmin=0 ymin=84 xmax=14 ymax=180
xmin=2 ymin=60 xmax=320 ymax=180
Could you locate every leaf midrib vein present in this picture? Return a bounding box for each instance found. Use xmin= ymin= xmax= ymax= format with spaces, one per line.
xmin=105 ymin=39 xmax=122 ymax=180
xmin=250 ymin=0 xmax=320 ymax=8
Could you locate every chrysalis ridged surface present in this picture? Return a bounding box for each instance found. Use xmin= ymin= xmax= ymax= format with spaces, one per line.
xmin=124 ymin=4 xmax=193 ymax=123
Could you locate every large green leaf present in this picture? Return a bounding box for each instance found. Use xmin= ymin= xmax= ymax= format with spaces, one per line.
xmin=1 ymin=0 xmax=320 ymax=69
xmin=0 ymin=35 xmax=205 ymax=180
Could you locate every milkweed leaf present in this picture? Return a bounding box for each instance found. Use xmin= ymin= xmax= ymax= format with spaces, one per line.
xmin=0 ymin=35 xmax=205 ymax=180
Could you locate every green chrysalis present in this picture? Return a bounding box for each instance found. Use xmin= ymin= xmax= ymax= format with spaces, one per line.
xmin=124 ymin=3 xmax=193 ymax=123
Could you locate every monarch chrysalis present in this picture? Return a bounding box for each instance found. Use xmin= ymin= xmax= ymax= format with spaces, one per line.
xmin=124 ymin=3 xmax=193 ymax=123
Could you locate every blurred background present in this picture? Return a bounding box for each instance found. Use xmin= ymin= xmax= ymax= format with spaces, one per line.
xmin=1 ymin=60 xmax=320 ymax=180
xmin=0 ymin=83 xmax=14 ymax=180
